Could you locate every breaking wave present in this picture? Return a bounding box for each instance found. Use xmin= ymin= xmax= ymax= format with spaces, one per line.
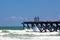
xmin=0 ymin=30 xmax=60 ymax=40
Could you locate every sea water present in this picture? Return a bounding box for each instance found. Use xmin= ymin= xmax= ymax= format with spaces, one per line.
xmin=0 ymin=26 xmax=24 ymax=30
xmin=0 ymin=26 xmax=60 ymax=40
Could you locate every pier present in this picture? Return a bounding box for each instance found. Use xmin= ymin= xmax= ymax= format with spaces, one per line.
xmin=22 ymin=17 xmax=60 ymax=32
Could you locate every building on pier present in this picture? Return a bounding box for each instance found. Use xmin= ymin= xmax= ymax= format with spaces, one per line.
xmin=34 ymin=16 xmax=39 ymax=22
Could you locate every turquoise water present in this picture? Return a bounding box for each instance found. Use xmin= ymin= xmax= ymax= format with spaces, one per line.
xmin=0 ymin=26 xmax=24 ymax=30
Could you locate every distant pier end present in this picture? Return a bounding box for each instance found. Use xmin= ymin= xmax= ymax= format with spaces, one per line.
xmin=22 ymin=17 xmax=60 ymax=32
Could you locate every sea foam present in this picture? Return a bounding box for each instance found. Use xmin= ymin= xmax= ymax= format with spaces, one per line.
xmin=0 ymin=30 xmax=60 ymax=40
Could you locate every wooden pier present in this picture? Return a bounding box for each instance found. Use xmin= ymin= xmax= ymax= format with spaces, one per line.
xmin=22 ymin=21 xmax=60 ymax=32
xmin=22 ymin=17 xmax=60 ymax=32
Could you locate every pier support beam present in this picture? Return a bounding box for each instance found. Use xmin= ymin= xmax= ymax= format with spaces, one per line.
xmin=27 ymin=24 xmax=30 ymax=29
xmin=31 ymin=24 xmax=34 ymax=29
xmin=49 ymin=23 xmax=54 ymax=32
xmin=22 ymin=24 xmax=25 ymax=29
xmin=53 ymin=23 xmax=57 ymax=32
xmin=36 ymin=23 xmax=43 ymax=32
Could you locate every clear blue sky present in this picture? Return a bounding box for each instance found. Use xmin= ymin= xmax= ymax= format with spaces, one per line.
xmin=0 ymin=0 xmax=60 ymax=26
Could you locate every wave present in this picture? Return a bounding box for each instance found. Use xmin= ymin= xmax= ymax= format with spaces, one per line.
xmin=0 ymin=30 xmax=60 ymax=40
xmin=0 ymin=30 xmax=60 ymax=36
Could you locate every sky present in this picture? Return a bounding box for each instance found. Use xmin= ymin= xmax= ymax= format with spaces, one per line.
xmin=0 ymin=0 xmax=60 ymax=26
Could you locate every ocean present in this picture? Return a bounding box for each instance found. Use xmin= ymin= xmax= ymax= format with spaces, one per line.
xmin=0 ymin=26 xmax=24 ymax=30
